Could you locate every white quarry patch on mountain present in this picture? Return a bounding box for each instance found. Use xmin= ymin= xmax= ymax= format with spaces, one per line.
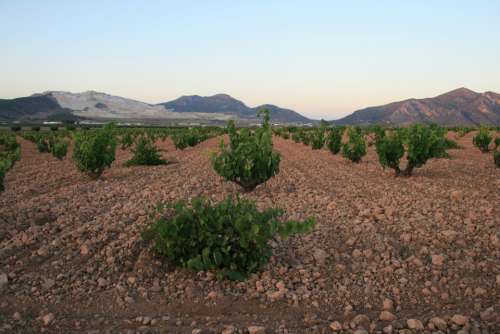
xmin=43 ymin=91 xmax=233 ymax=120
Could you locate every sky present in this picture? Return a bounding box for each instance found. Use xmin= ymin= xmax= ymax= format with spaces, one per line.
xmin=1 ymin=1 xmax=500 ymax=120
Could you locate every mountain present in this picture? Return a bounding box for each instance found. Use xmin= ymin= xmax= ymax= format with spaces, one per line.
xmin=0 ymin=94 xmax=79 ymax=122
xmin=160 ymin=94 xmax=254 ymax=118
xmin=0 ymin=91 xmax=312 ymax=124
xmin=159 ymin=94 xmax=312 ymax=123
xmin=42 ymin=91 xmax=226 ymax=121
xmin=334 ymin=88 xmax=500 ymax=126
xmin=255 ymin=104 xmax=311 ymax=123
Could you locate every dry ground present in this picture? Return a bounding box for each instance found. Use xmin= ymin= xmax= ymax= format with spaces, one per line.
xmin=0 ymin=132 xmax=499 ymax=333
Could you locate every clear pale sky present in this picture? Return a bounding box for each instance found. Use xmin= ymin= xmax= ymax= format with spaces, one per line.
xmin=1 ymin=1 xmax=499 ymax=120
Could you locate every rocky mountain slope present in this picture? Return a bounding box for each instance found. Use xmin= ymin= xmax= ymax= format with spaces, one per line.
xmin=335 ymin=88 xmax=500 ymax=126
xmin=42 ymin=91 xmax=232 ymax=121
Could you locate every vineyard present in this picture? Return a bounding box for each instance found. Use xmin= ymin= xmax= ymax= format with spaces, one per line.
xmin=0 ymin=117 xmax=499 ymax=333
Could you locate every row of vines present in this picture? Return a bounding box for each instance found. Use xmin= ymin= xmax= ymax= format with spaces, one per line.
xmin=2 ymin=116 xmax=498 ymax=280
xmin=274 ymin=124 xmax=500 ymax=173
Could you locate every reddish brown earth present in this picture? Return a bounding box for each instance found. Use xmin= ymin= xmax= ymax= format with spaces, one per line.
xmin=0 ymin=132 xmax=499 ymax=333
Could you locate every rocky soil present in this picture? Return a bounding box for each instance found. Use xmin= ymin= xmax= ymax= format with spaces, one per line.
xmin=0 ymin=132 xmax=499 ymax=333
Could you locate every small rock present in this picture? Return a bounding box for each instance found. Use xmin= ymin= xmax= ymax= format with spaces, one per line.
xmin=97 ymin=278 xmax=108 ymax=288
xmin=450 ymin=190 xmax=463 ymax=202
xmin=480 ymin=307 xmax=495 ymax=321
xmin=192 ymin=330 xmax=212 ymax=334
xmin=80 ymin=244 xmax=90 ymax=256
xmin=407 ymin=319 xmax=423 ymax=330
xmin=276 ymin=281 xmax=286 ymax=290
xmin=474 ymin=287 xmax=487 ymax=296
xmin=42 ymin=278 xmax=56 ymax=290
xmin=329 ymin=321 xmax=342 ymax=331
xmin=247 ymin=326 xmax=266 ymax=334
xmin=451 ymin=314 xmax=468 ymax=326
xmin=350 ymin=314 xmax=370 ymax=328
xmin=42 ymin=313 xmax=55 ymax=326
xmin=313 ymin=248 xmax=328 ymax=265
xmin=441 ymin=229 xmax=458 ymax=242
xmin=383 ymin=325 xmax=393 ymax=334
xmin=267 ymin=289 xmax=285 ymax=301
xmin=36 ymin=247 xmax=49 ymax=257
xmin=0 ymin=273 xmax=8 ymax=291
xmin=382 ymin=298 xmax=394 ymax=311
xmin=13 ymin=312 xmax=22 ymax=321
xmin=429 ymin=317 xmax=448 ymax=331
xmin=431 ymin=254 xmax=445 ymax=266
xmin=490 ymin=234 xmax=500 ymax=248
xmin=353 ymin=330 xmax=368 ymax=334
xmin=344 ymin=304 xmax=354 ymax=315
xmin=379 ymin=311 xmax=396 ymax=322
xmin=398 ymin=330 xmax=412 ymax=334
xmin=222 ymin=325 xmax=236 ymax=334
xmin=352 ymin=249 xmax=362 ymax=258
xmin=150 ymin=284 xmax=161 ymax=293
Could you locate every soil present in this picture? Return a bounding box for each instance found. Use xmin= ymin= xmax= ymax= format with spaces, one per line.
xmin=0 ymin=132 xmax=499 ymax=333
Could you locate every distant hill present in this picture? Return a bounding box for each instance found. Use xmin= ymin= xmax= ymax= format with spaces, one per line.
xmin=0 ymin=94 xmax=79 ymax=122
xmin=160 ymin=94 xmax=254 ymax=118
xmin=334 ymin=88 xmax=500 ymax=126
xmin=251 ymin=104 xmax=312 ymax=123
xmin=160 ymin=94 xmax=312 ymax=123
xmin=0 ymin=91 xmax=312 ymax=124
xmin=45 ymin=91 xmax=197 ymax=120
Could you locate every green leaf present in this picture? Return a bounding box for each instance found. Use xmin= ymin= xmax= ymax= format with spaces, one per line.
xmin=143 ymin=196 xmax=314 ymax=280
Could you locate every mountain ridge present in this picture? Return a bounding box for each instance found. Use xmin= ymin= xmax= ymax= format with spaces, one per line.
xmin=334 ymin=88 xmax=500 ymax=126
xmin=0 ymin=91 xmax=312 ymax=124
xmin=0 ymin=94 xmax=80 ymax=122
xmin=159 ymin=94 xmax=311 ymax=123
xmin=2 ymin=88 xmax=500 ymax=125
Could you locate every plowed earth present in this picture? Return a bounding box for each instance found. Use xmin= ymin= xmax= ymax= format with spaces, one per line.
xmin=0 ymin=132 xmax=499 ymax=333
